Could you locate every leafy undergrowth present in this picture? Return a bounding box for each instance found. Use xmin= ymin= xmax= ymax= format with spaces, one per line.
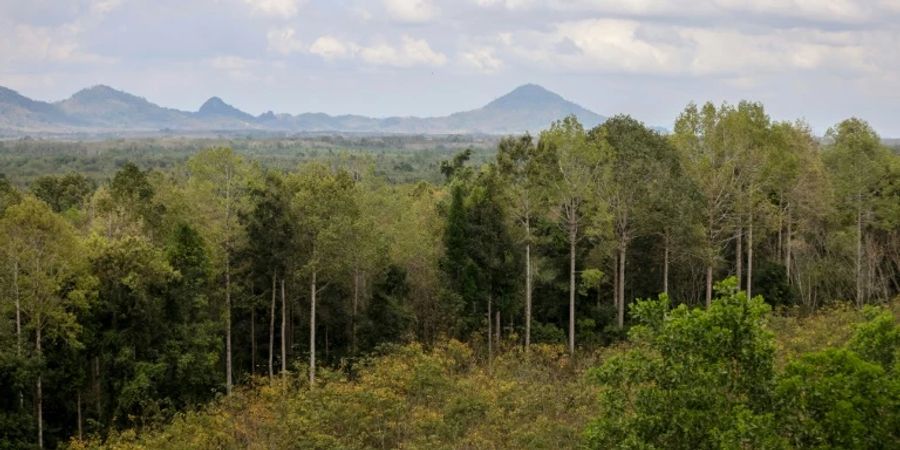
xmin=74 ymin=299 xmax=897 ymax=450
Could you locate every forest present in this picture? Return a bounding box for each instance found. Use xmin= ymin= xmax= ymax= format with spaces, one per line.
xmin=1 ymin=101 xmax=898 ymax=449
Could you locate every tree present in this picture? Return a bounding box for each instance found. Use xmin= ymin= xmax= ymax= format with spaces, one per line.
xmin=243 ymin=172 xmax=295 ymax=378
xmin=540 ymin=116 xmax=609 ymax=353
xmin=591 ymin=115 xmax=675 ymax=327
xmin=292 ymin=163 xmax=357 ymax=384
xmin=672 ymin=103 xmax=739 ymax=306
xmin=824 ymin=119 xmax=892 ymax=306
xmin=496 ymin=134 xmax=550 ymax=348
xmin=0 ymin=197 xmax=87 ymax=448
xmin=30 ymin=172 xmax=95 ymax=213
xmin=585 ymin=278 xmax=778 ymax=449
xmin=186 ymin=148 xmax=259 ymax=394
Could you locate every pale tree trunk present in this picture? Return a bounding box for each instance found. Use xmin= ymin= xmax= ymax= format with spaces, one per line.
xmin=36 ymin=317 xmax=43 ymax=449
xmin=524 ymin=217 xmax=532 ymax=349
xmin=225 ymin=256 xmax=232 ymax=394
xmin=224 ymin=167 xmax=234 ymax=395
xmin=705 ymin=210 xmax=714 ymax=307
xmin=495 ymin=310 xmax=500 ymax=350
xmin=617 ymin=245 xmax=626 ymax=329
xmin=269 ymin=272 xmax=275 ymax=379
xmin=663 ymin=233 xmax=670 ymax=295
xmin=487 ymin=295 xmax=492 ymax=366
xmin=735 ymin=224 xmax=742 ymax=286
xmin=785 ymin=206 xmax=792 ymax=282
xmin=309 ymin=270 xmax=317 ymax=384
xmin=281 ymin=279 xmax=287 ymax=375
xmin=14 ymin=261 xmax=23 ymax=408
xmin=352 ymin=268 xmax=359 ymax=353
xmin=613 ymin=251 xmax=619 ymax=313
xmin=250 ymin=308 xmax=256 ymax=374
xmin=856 ymin=205 xmax=863 ymax=307
xmin=747 ymin=210 xmax=754 ymax=298
xmin=568 ymin=224 xmax=576 ymax=355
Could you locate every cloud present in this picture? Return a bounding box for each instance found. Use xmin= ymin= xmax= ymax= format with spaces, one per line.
xmin=498 ymin=19 xmax=886 ymax=77
xmin=0 ymin=23 xmax=112 ymax=65
xmin=309 ymin=36 xmax=354 ymax=59
xmin=383 ymin=0 xmax=438 ymax=23
xmin=285 ymin=34 xmax=447 ymax=67
xmin=243 ymin=0 xmax=306 ymax=18
xmin=469 ymin=0 xmax=898 ymax=24
xmin=266 ymin=27 xmax=305 ymax=55
xmin=360 ymin=36 xmax=447 ymax=66
xmin=461 ymin=47 xmax=503 ymax=73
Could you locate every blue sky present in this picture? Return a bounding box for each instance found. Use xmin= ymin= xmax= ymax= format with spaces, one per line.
xmin=2 ymin=0 xmax=900 ymax=135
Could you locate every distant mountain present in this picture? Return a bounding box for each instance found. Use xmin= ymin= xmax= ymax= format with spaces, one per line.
xmin=0 ymin=83 xmax=610 ymax=136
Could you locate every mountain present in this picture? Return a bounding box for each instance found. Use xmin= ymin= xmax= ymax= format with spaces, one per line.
xmin=197 ymin=96 xmax=257 ymax=123
xmin=0 ymin=84 xmax=609 ymax=136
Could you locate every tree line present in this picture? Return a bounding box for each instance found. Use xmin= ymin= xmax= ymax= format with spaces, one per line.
xmin=1 ymin=101 xmax=898 ymax=447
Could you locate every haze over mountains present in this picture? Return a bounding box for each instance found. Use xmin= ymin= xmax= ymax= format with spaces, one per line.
xmin=0 ymin=84 xmax=606 ymax=137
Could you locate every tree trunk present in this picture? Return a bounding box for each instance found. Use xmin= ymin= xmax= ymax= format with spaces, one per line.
xmin=613 ymin=251 xmax=619 ymax=311
xmin=524 ymin=218 xmax=532 ymax=349
xmin=352 ymin=269 xmax=359 ymax=353
xmin=36 ymin=320 xmax=43 ymax=449
xmin=856 ymin=206 xmax=863 ymax=307
xmin=617 ymin=244 xmax=626 ymax=329
xmin=225 ymin=255 xmax=232 ymax=395
xmin=269 ymin=272 xmax=275 ymax=379
xmin=705 ymin=265 xmax=713 ymax=308
xmin=309 ymin=270 xmax=317 ymax=384
xmin=568 ymin=225 xmax=576 ymax=355
xmin=14 ymin=261 xmax=22 ymax=408
xmin=785 ymin=206 xmax=792 ymax=282
xmin=487 ymin=294 xmax=493 ymax=365
xmin=281 ymin=279 xmax=287 ymax=375
xmin=250 ymin=307 xmax=256 ymax=374
xmin=663 ymin=233 xmax=670 ymax=295
xmin=747 ymin=210 xmax=754 ymax=298
xmin=735 ymin=224 xmax=742 ymax=285
xmin=77 ymin=390 xmax=83 ymax=441
xmin=495 ymin=309 xmax=500 ymax=351
xmin=93 ymin=356 xmax=101 ymax=422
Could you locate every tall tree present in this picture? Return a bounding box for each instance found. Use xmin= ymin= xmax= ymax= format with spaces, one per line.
xmin=186 ymin=148 xmax=258 ymax=394
xmin=591 ymin=115 xmax=674 ymax=327
xmin=540 ymin=116 xmax=609 ymax=353
xmin=496 ymin=134 xmax=549 ymax=348
xmin=0 ymin=197 xmax=86 ymax=448
xmin=292 ymin=163 xmax=357 ymax=384
xmin=824 ymin=119 xmax=891 ymax=306
xmin=672 ymin=103 xmax=739 ymax=306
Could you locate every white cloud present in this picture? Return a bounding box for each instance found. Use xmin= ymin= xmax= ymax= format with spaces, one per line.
xmin=461 ymin=47 xmax=503 ymax=73
xmin=243 ymin=0 xmax=306 ymax=18
xmin=90 ymin=0 xmax=123 ymax=15
xmin=360 ymin=36 xmax=446 ymax=66
xmin=383 ymin=0 xmax=438 ymax=23
xmin=0 ymin=24 xmax=112 ymax=65
xmin=309 ymin=36 xmax=354 ymax=59
xmin=266 ymin=27 xmax=305 ymax=55
xmin=499 ymin=19 xmax=886 ymax=77
xmin=300 ymin=34 xmax=446 ymax=67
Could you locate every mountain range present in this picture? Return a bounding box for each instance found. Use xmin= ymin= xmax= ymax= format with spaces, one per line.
xmin=0 ymin=84 xmax=605 ymax=137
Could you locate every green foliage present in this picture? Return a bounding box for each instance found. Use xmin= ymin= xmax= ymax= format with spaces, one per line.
xmin=586 ymin=277 xmax=776 ymax=449
xmin=774 ymin=348 xmax=898 ymax=449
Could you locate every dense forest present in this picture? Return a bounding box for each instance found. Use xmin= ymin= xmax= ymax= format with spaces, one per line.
xmin=1 ymin=102 xmax=898 ymax=449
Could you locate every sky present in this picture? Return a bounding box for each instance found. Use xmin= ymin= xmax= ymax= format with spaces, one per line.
xmin=2 ymin=0 xmax=900 ymax=136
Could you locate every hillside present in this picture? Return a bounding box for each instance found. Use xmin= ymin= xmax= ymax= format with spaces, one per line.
xmin=0 ymin=84 xmax=607 ymax=136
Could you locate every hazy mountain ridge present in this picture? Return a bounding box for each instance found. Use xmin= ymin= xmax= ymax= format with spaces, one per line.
xmin=0 ymin=83 xmax=607 ymax=136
